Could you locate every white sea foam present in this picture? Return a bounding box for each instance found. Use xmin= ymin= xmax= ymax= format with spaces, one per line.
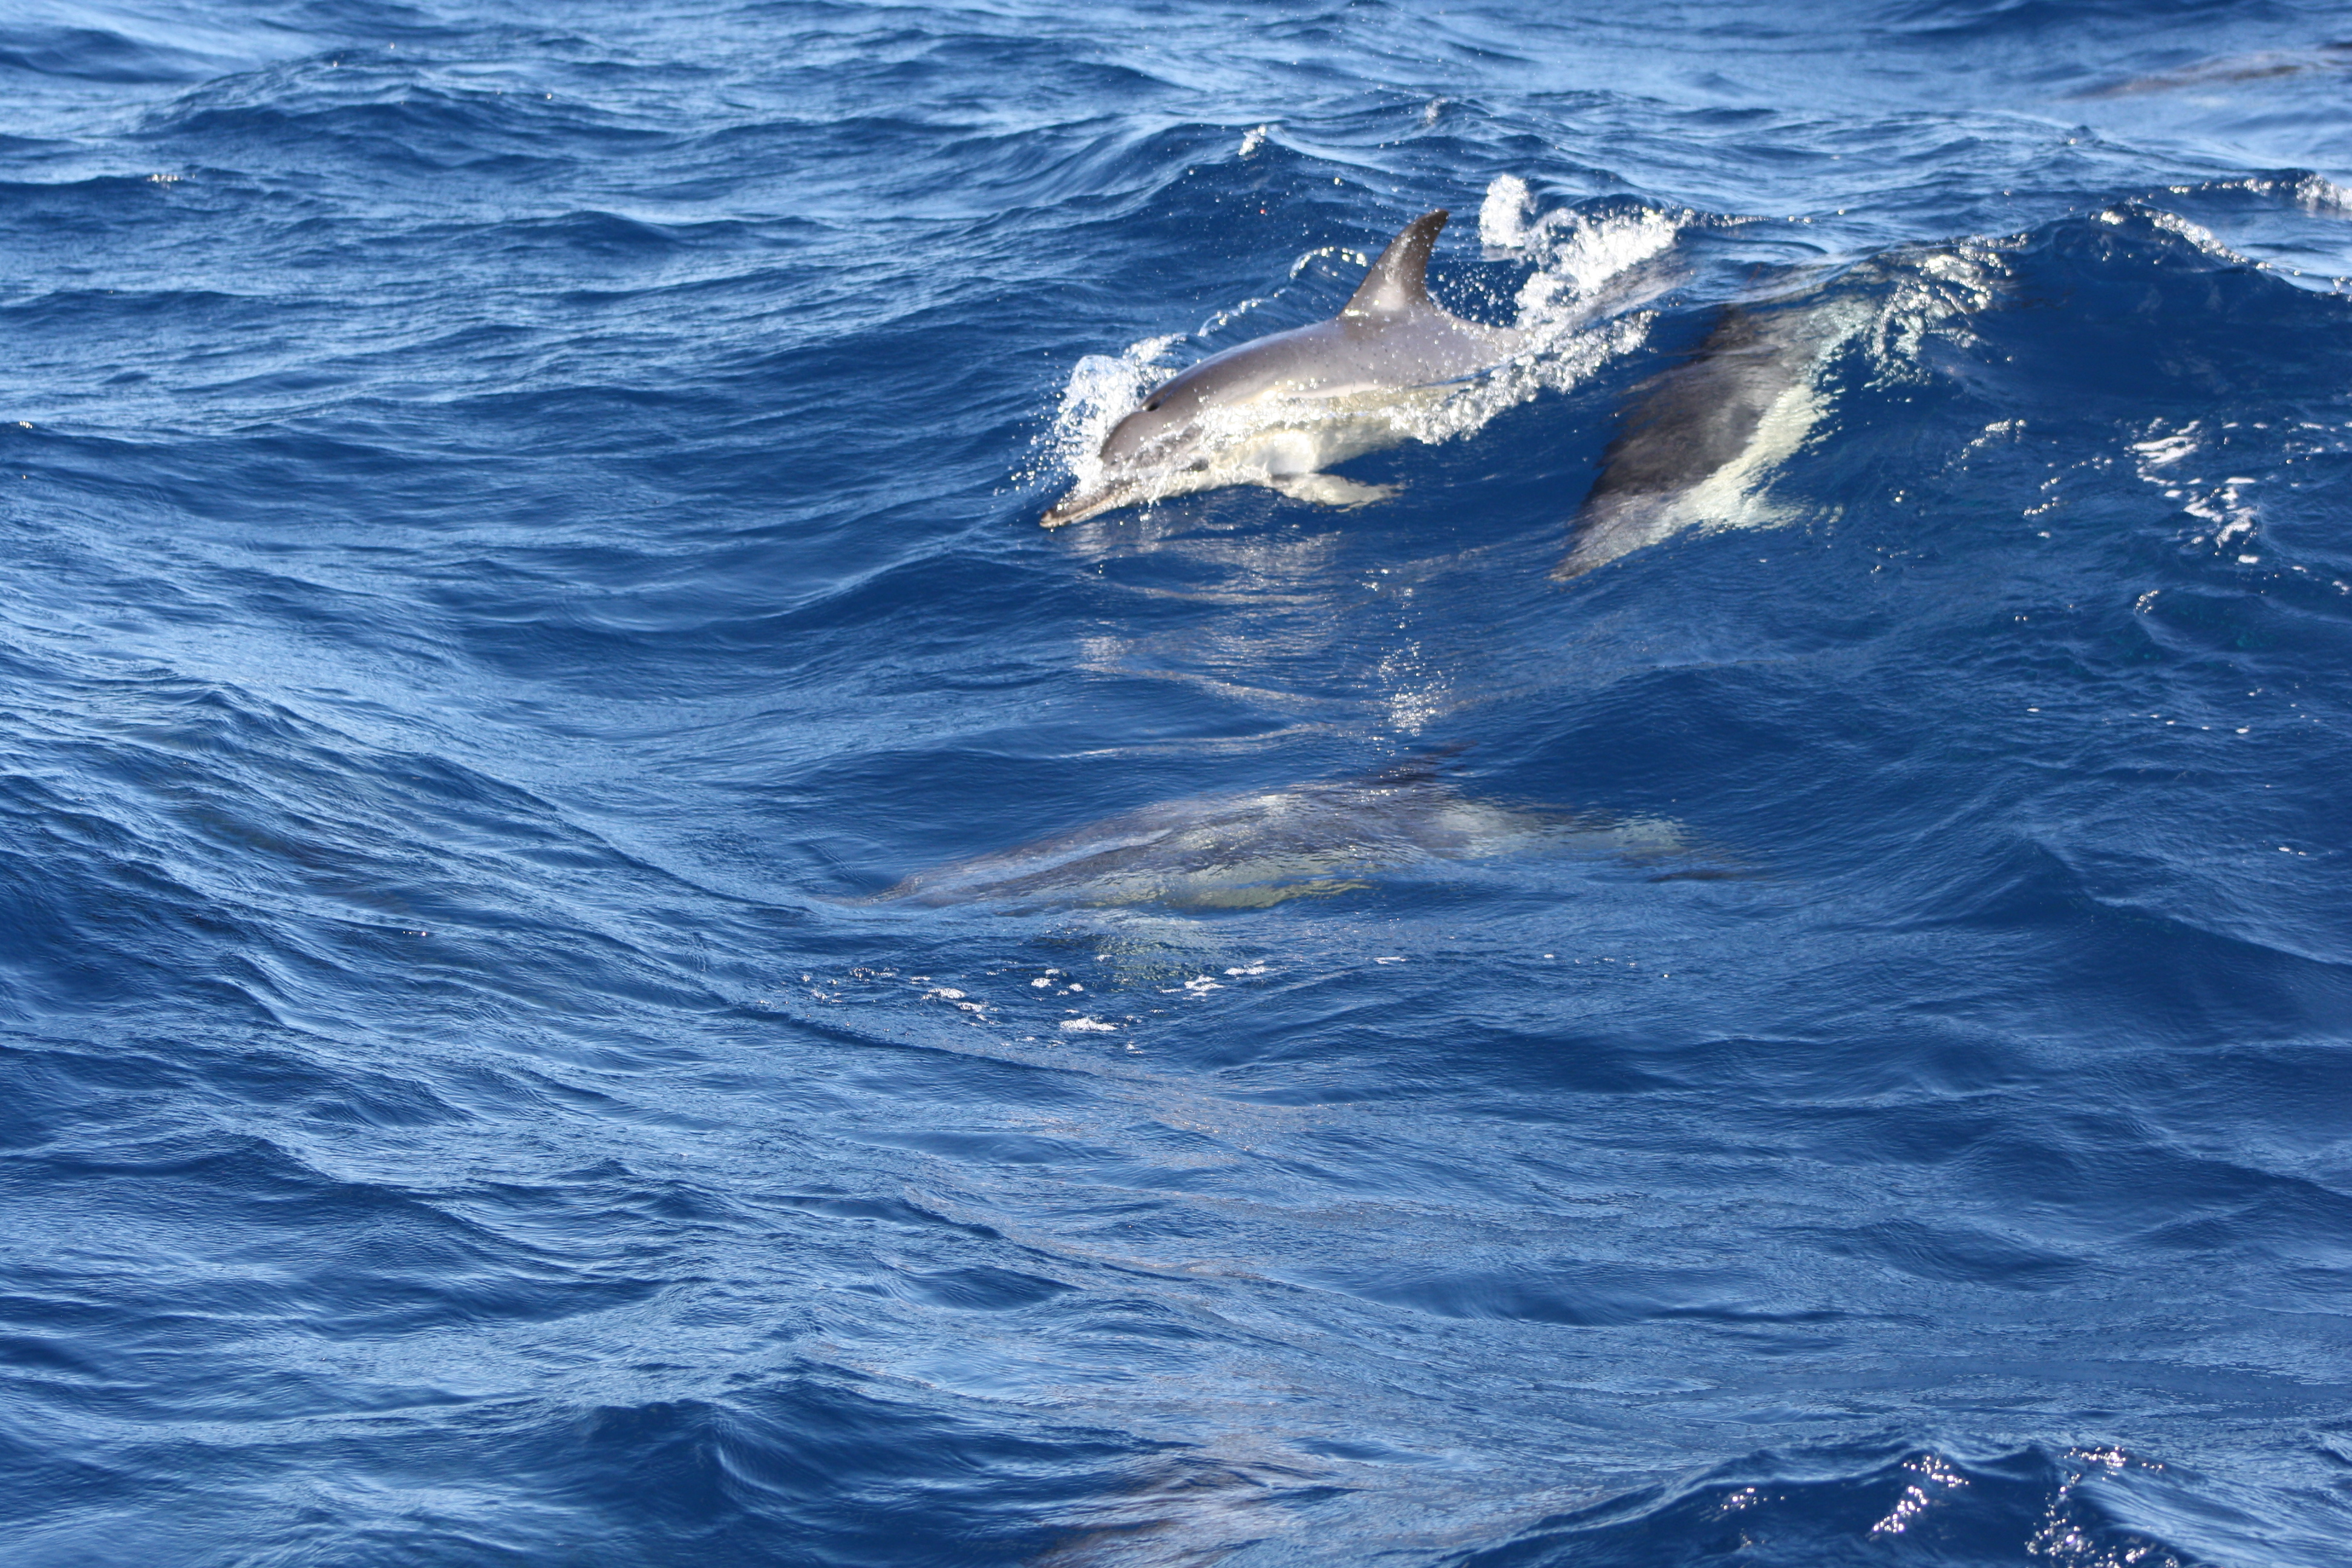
xmin=1480 ymin=189 xmax=1682 ymax=319
xmin=2122 ymin=205 xmax=2248 ymax=266
xmin=1477 ymin=174 xmax=1538 ymax=254
xmin=2131 ymin=419 xmax=2258 ymax=549
xmin=1030 ymin=332 xmax=1183 ymax=502
xmin=2292 ymin=172 xmax=2352 ymax=215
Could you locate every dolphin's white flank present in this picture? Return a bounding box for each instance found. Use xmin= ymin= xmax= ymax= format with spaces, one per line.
xmin=1044 ymin=209 xmax=1521 ymax=528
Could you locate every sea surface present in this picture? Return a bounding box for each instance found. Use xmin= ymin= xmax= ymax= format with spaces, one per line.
xmin=6 ymin=2 xmax=2352 ymax=1564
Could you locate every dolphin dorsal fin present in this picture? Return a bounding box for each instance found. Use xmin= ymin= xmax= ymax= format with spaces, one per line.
xmin=1344 ymin=209 xmax=1449 ymax=318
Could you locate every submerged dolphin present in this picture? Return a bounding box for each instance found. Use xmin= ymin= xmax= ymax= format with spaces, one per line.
xmin=1044 ymin=209 xmax=1521 ymax=528
xmin=857 ymin=757 xmax=1690 ymax=910
xmin=2076 ymin=42 xmax=2352 ymax=97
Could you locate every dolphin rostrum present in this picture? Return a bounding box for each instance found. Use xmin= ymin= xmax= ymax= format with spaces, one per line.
xmin=1044 ymin=209 xmax=1522 ymax=528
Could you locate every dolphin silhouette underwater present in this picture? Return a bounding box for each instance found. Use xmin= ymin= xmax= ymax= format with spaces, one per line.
xmin=855 ymin=756 xmax=1695 ymax=911
xmin=1043 ymin=209 xmax=1522 ymax=528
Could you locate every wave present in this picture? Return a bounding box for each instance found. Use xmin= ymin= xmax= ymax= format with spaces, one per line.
xmin=1460 ymin=1445 xmax=2212 ymax=1568
xmin=9 ymin=4 xmax=2352 ymax=1563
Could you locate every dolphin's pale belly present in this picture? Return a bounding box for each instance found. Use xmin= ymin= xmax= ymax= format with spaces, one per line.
xmin=1202 ymin=393 xmax=1418 ymax=482
xmin=1094 ymin=384 xmax=1454 ymax=518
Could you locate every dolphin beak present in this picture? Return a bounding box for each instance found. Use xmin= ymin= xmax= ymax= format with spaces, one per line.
xmin=1042 ymin=483 xmax=1125 ymax=528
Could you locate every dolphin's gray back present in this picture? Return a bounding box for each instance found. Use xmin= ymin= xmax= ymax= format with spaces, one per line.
xmin=870 ymin=782 xmax=1436 ymax=908
xmin=1167 ymin=309 xmax=1512 ymax=405
xmin=1153 ymin=205 xmax=1515 ymax=408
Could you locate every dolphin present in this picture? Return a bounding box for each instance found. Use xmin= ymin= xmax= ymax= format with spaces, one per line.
xmin=1557 ymin=301 xmax=1843 ymax=579
xmin=855 ymin=756 xmax=1692 ymax=911
xmin=2075 ymin=42 xmax=2352 ymax=97
xmin=1552 ymin=227 xmax=2013 ymax=576
xmin=1043 ymin=210 xmax=1522 ymax=528
xmin=1556 ymin=238 xmax=2000 ymax=579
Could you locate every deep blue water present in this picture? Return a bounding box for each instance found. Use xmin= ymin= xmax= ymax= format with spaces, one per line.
xmin=6 ymin=2 xmax=2352 ymax=1563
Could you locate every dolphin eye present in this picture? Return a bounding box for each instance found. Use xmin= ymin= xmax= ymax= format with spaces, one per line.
xmin=1144 ymin=399 xmax=1162 ymax=411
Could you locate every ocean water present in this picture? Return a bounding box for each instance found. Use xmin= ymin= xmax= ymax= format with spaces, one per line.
xmin=5 ymin=2 xmax=2352 ymax=1563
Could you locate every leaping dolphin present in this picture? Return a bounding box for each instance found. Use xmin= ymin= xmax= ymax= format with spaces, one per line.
xmin=1043 ymin=210 xmax=1522 ymax=528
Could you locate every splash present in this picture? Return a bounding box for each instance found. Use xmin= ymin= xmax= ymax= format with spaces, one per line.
xmin=1477 ymin=173 xmax=1540 ymax=254
xmin=1023 ymin=332 xmax=1184 ymax=501
xmin=1392 ymin=183 xmax=1685 ymax=445
xmin=2131 ymin=419 xmax=2260 ymax=554
xmin=1478 ymin=175 xmax=1683 ymax=319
